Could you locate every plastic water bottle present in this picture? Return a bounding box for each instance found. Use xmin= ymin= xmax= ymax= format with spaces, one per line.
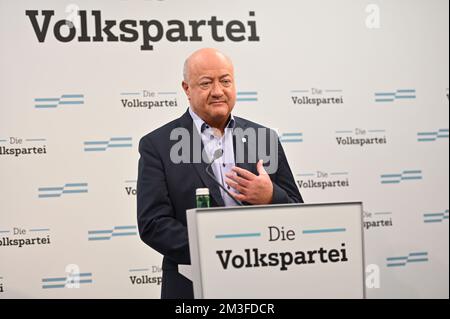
xmin=196 ymin=188 xmax=210 ymax=208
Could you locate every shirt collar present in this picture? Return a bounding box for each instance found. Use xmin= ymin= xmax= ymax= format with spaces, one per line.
xmin=189 ymin=107 xmax=235 ymax=134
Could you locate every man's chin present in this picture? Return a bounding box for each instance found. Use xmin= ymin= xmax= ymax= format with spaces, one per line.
xmin=209 ymin=102 xmax=228 ymax=108
xmin=208 ymin=103 xmax=229 ymax=114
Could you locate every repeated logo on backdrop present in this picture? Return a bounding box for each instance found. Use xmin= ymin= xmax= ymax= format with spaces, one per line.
xmin=124 ymin=180 xmax=137 ymax=196
xmin=42 ymin=265 xmax=93 ymax=290
xmin=38 ymin=183 xmax=88 ymax=198
xmin=279 ymin=132 xmax=303 ymax=144
xmin=417 ymin=129 xmax=449 ymax=142
xmin=84 ymin=137 xmax=132 ymax=152
xmin=0 ymin=0 xmax=447 ymax=298
xmin=34 ymin=94 xmax=84 ymax=109
xmin=296 ymin=171 xmax=350 ymax=191
xmin=128 ymin=267 xmax=162 ymax=287
xmin=88 ymin=225 xmax=138 ymax=241
xmin=290 ymin=88 xmax=344 ymax=107
xmin=0 ymin=227 xmax=51 ymax=249
xmin=237 ymin=91 xmax=258 ymax=103
xmin=386 ymin=251 xmax=428 ymax=268
xmin=363 ymin=211 xmax=394 ymax=231
xmin=335 ymin=128 xmax=387 ymax=147
xmin=0 ymin=137 xmax=47 ymax=157
xmin=423 ymin=209 xmax=449 ymax=223
xmin=374 ymin=89 xmax=416 ymax=103
xmin=120 ymin=90 xmax=178 ymax=110
xmin=380 ymin=170 xmax=423 ymax=184
xmin=1 ymin=83 xmax=445 ymax=296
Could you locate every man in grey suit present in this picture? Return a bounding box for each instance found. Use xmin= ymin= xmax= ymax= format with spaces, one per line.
xmin=137 ymin=48 xmax=303 ymax=299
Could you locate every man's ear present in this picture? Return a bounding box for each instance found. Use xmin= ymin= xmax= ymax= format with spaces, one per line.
xmin=182 ymin=81 xmax=190 ymax=100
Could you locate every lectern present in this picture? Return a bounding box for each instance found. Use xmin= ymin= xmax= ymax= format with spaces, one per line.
xmin=181 ymin=202 xmax=365 ymax=299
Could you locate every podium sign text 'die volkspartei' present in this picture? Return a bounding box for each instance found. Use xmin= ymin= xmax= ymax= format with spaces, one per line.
xmin=186 ymin=202 xmax=365 ymax=299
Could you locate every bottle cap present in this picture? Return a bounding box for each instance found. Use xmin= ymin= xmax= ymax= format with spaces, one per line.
xmin=196 ymin=188 xmax=210 ymax=196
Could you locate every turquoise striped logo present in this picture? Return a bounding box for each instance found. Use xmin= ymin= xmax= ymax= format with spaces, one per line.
xmin=88 ymin=225 xmax=137 ymax=241
xmin=381 ymin=170 xmax=422 ymax=184
xmin=417 ymin=129 xmax=449 ymax=142
xmin=386 ymin=252 xmax=428 ymax=267
xmin=84 ymin=137 xmax=132 ymax=152
xmin=280 ymin=132 xmax=303 ymax=143
xmin=375 ymin=89 xmax=416 ymax=102
xmin=38 ymin=183 xmax=88 ymax=198
xmin=34 ymin=94 xmax=84 ymax=108
xmin=42 ymin=273 xmax=92 ymax=289
xmin=237 ymin=91 xmax=258 ymax=102
xmin=424 ymin=209 xmax=449 ymax=223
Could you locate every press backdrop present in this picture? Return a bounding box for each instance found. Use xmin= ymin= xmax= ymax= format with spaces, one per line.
xmin=0 ymin=0 xmax=448 ymax=298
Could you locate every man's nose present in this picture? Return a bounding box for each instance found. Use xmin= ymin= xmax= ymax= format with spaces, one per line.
xmin=211 ymin=81 xmax=224 ymax=97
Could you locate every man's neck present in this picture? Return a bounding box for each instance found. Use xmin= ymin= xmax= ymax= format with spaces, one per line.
xmin=190 ymin=107 xmax=231 ymax=135
xmin=205 ymin=120 xmax=227 ymax=135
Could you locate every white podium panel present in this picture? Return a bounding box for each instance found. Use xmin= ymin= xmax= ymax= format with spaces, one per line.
xmin=186 ymin=202 xmax=365 ymax=299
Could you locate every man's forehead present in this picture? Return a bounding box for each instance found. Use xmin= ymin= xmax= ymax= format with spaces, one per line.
xmin=191 ymin=57 xmax=233 ymax=69
xmin=183 ymin=49 xmax=234 ymax=81
xmin=195 ymin=68 xmax=233 ymax=78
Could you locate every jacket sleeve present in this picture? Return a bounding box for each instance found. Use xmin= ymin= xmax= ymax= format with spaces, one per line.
xmin=137 ymin=135 xmax=190 ymax=265
xmin=270 ymin=139 xmax=304 ymax=204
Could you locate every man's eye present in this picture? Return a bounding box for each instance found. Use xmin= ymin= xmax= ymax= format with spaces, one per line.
xmin=200 ymin=82 xmax=211 ymax=87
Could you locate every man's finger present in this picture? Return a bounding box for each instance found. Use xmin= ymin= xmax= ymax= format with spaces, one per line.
xmin=228 ymin=190 xmax=246 ymax=202
xmin=257 ymin=159 xmax=268 ymax=175
xmin=231 ymin=166 xmax=256 ymax=181
xmin=225 ymin=178 xmax=247 ymax=194
xmin=225 ymin=173 xmax=250 ymax=188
